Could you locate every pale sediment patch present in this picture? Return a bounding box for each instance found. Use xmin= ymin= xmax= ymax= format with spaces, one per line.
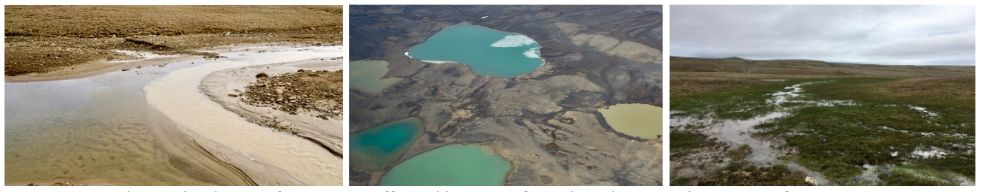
xmin=200 ymin=58 xmax=345 ymax=157
xmin=108 ymin=50 xmax=178 ymax=63
xmin=488 ymin=75 xmax=605 ymax=115
xmin=570 ymin=33 xmax=661 ymax=64
xmin=350 ymin=60 xmax=403 ymax=94
xmin=145 ymin=46 xmax=344 ymax=185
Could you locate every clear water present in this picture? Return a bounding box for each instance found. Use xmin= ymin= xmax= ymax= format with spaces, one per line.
xmin=349 ymin=117 xmax=423 ymax=171
xmin=349 ymin=60 xmax=402 ymax=94
xmin=379 ymin=144 xmax=511 ymax=186
xmin=407 ymin=24 xmax=544 ymax=78
xmin=598 ymin=103 xmax=663 ymax=139
xmin=5 ymin=53 xmax=212 ymax=185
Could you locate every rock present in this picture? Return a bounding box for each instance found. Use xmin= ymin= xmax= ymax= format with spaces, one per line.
xmin=805 ymin=176 xmax=817 ymax=185
xmin=228 ymin=94 xmax=238 ymax=97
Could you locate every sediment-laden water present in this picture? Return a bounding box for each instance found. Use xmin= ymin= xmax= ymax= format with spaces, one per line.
xmin=349 ymin=60 xmax=402 ymax=94
xmin=598 ymin=103 xmax=663 ymax=139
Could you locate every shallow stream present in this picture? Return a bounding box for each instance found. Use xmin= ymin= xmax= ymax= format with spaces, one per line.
xmin=5 ymin=45 xmax=342 ymax=185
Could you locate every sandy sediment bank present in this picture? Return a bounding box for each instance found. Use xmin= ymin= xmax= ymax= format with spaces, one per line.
xmin=144 ymin=48 xmax=344 ymax=185
xmin=199 ymin=58 xmax=345 ymax=156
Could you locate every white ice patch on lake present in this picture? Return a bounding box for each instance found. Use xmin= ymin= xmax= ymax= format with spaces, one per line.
xmin=523 ymin=47 xmax=540 ymax=58
xmin=490 ymin=35 xmax=537 ymax=47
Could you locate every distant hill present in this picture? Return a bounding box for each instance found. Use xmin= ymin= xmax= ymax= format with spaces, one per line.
xmin=671 ymin=56 xmax=974 ymax=77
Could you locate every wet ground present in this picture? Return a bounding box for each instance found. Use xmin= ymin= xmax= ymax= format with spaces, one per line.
xmin=671 ymin=79 xmax=975 ymax=186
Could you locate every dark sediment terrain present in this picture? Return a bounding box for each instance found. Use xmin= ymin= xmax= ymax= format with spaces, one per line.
xmin=350 ymin=5 xmax=663 ymax=186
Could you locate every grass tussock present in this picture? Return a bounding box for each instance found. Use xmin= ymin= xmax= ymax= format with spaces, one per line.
xmin=755 ymin=78 xmax=974 ymax=183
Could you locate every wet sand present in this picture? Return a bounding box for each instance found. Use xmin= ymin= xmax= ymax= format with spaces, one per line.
xmin=144 ymin=46 xmax=345 ymax=185
xmin=199 ymin=58 xmax=345 ymax=156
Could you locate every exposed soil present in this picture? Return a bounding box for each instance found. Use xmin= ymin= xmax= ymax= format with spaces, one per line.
xmin=241 ymin=70 xmax=344 ymax=120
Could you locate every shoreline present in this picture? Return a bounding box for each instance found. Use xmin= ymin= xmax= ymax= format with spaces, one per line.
xmin=3 ymin=42 xmax=313 ymax=83
xmin=3 ymin=54 xmax=198 ymax=83
xmin=144 ymin=45 xmax=345 ymax=185
xmin=199 ymin=58 xmax=345 ymax=156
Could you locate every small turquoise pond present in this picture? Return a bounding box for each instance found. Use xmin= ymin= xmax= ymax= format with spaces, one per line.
xmin=379 ymin=144 xmax=512 ymax=186
xmin=407 ymin=24 xmax=544 ymax=78
xmin=349 ymin=117 xmax=423 ymax=171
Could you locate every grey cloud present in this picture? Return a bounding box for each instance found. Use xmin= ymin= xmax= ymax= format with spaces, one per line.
xmin=671 ymin=5 xmax=975 ymax=66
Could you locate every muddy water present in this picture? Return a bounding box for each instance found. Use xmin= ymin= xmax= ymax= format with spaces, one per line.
xmin=598 ymin=103 xmax=663 ymax=139
xmin=349 ymin=60 xmax=402 ymax=94
xmin=5 ymin=45 xmax=343 ymax=185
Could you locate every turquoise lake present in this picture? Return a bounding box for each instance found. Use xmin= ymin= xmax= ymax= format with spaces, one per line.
xmin=407 ymin=24 xmax=544 ymax=78
xmin=379 ymin=144 xmax=512 ymax=186
xmin=349 ymin=117 xmax=423 ymax=171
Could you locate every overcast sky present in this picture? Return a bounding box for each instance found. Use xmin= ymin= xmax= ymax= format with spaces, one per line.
xmin=671 ymin=5 xmax=975 ymax=65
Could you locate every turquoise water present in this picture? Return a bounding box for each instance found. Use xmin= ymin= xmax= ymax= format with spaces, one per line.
xmin=379 ymin=144 xmax=512 ymax=186
xmin=349 ymin=60 xmax=401 ymax=94
xmin=349 ymin=117 xmax=423 ymax=171
xmin=407 ymin=24 xmax=544 ymax=77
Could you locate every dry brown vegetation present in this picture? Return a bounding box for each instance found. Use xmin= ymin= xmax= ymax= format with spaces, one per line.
xmin=671 ymin=72 xmax=835 ymax=97
xmin=877 ymin=76 xmax=975 ymax=98
xmin=5 ymin=5 xmax=343 ymax=76
xmin=670 ymin=57 xmax=975 ymax=97
xmin=5 ymin=5 xmax=342 ymax=37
